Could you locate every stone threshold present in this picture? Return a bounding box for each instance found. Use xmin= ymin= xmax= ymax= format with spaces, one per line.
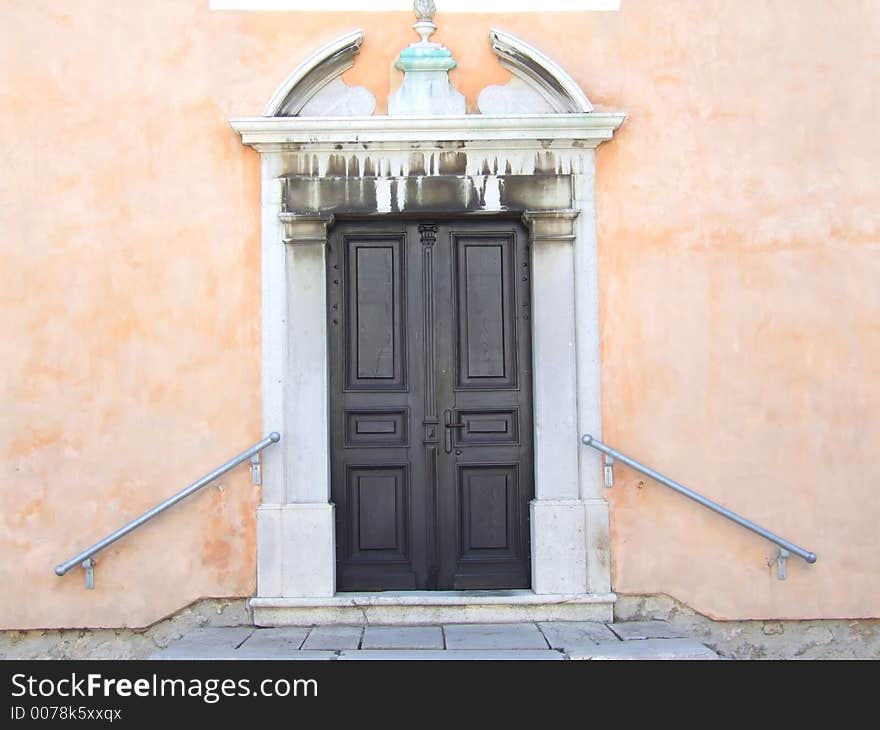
xmin=251 ymin=591 xmax=616 ymax=626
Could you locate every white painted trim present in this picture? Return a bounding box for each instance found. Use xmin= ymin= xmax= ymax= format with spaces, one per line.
xmin=211 ymin=1 xmax=621 ymax=12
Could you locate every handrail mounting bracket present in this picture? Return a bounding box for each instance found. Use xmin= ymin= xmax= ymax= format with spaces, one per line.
xmin=776 ymin=548 xmax=790 ymax=581
xmin=82 ymin=558 xmax=95 ymax=590
xmin=250 ymin=454 xmax=262 ymax=486
xmin=604 ymin=455 xmax=614 ymax=489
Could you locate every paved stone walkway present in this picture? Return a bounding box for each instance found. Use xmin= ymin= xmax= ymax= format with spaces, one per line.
xmin=151 ymin=620 xmax=718 ymax=660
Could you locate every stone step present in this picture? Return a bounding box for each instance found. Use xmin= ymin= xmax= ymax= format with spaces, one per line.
xmin=150 ymin=620 xmax=719 ymax=660
xmin=250 ymin=590 xmax=616 ymax=626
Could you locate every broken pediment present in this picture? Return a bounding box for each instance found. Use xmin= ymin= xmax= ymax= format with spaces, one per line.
xmin=260 ymin=10 xmax=596 ymax=118
xmin=262 ymin=29 xmax=376 ymax=117
xmin=478 ymin=29 xmax=594 ymax=115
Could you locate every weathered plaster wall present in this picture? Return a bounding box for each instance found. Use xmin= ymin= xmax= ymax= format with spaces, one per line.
xmin=0 ymin=1 xmax=877 ymax=627
xmin=595 ymin=0 xmax=880 ymax=620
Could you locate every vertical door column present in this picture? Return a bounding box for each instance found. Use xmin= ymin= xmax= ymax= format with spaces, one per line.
xmin=257 ymin=211 xmax=336 ymax=599
xmin=522 ymin=210 xmax=588 ymax=595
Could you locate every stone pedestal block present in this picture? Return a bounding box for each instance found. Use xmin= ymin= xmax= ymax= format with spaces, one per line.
xmin=257 ymin=504 xmax=335 ymax=598
xmin=531 ymin=500 xmax=588 ymax=595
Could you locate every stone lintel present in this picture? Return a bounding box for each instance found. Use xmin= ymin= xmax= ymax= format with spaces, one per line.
xmin=282 ymin=175 xmax=574 ymax=216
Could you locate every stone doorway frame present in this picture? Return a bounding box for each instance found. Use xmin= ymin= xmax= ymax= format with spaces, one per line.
xmin=230 ymin=30 xmax=624 ymax=625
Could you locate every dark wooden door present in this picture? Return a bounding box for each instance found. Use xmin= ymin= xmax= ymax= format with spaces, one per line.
xmin=327 ymin=219 xmax=533 ymax=591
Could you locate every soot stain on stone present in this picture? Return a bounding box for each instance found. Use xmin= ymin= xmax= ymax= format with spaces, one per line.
xmin=500 ymin=175 xmax=572 ymax=210
xmin=408 ymin=153 xmax=426 ymax=176
xmin=534 ymin=151 xmax=557 ymax=174
xmin=325 ymin=154 xmax=347 ymax=177
xmin=437 ymin=151 xmax=467 ymax=175
xmin=403 ymin=176 xmax=478 ymax=211
xmin=288 ymin=177 xmax=377 ymax=213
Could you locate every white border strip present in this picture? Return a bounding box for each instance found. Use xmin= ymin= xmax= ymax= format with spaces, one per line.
xmin=210 ymin=1 xmax=620 ymax=11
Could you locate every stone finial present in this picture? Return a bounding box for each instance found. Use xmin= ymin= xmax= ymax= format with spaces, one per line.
xmin=412 ymin=1 xmax=438 ymax=45
xmin=389 ymin=0 xmax=465 ymax=115
xmin=414 ymin=0 xmax=436 ymax=22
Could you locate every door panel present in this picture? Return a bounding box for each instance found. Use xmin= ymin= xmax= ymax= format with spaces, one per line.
xmin=453 ymin=409 xmax=519 ymax=446
xmin=344 ymin=235 xmax=407 ymax=391
xmin=344 ymin=465 xmax=409 ymax=558
xmin=458 ymin=464 xmax=520 ymax=557
xmin=329 ymin=219 xmax=533 ymax=591
xmin=344 ymin=410 xmax=409 ymax=447
xmin=453 ymin=233 xmax=518 ymax=389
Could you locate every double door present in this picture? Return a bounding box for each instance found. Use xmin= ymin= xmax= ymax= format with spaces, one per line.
xmin=327 ymin=218 xmax=534 ymax=590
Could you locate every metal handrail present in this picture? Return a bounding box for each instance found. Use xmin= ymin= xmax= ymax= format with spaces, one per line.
xmin=55 ymin=433 xmax=281 ymax=585
xmin=581 ymin=434 xmax=817 ymax=571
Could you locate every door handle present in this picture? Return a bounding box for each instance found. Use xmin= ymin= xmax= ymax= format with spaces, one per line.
xmin=444 ymin=409 xmax=466 ymax=453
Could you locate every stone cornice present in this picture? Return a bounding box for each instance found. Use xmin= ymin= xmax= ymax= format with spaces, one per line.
xmin=229 ymin=113 xmax=625 ymax=150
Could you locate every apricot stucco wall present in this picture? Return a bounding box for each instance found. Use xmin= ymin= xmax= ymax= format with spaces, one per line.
xmin=1 ymin=1 xmax=877 ymax=628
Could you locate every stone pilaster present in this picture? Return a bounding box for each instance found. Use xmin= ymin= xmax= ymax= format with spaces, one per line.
xmin=257 ymin=212 xmax=336 ymax=599
xmin=522 ymin=210 xmax=588 ymax=595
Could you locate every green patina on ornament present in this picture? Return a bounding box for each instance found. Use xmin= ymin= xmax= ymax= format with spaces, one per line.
xmin=395 ymin=0 xmax=457 ymax=72
xmin=388 ymin=1 xmax=466 ymax=115
xmin=395 ymin=45 xmax=457 ymax=73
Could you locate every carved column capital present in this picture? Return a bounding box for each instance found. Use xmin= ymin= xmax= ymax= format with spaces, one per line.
xmin=279 ymin=212 xmax=335 ymax=244
xmin=522 ymin=209 xmax=579 ymax=244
